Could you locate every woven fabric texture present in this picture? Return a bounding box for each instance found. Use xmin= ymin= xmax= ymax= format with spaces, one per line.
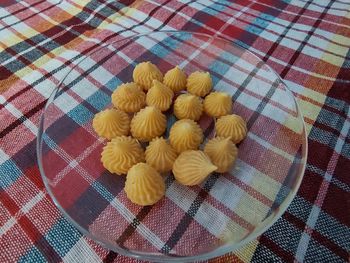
xmin=0 ymin=0 xmax=349 ymax=262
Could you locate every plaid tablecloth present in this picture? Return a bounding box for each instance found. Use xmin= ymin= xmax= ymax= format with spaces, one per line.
xmin=0 ymin=0 xmax=349 ymax=262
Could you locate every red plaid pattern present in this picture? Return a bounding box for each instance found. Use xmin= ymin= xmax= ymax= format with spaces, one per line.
xmin=0 ymin=0 xmax=349 ymax=262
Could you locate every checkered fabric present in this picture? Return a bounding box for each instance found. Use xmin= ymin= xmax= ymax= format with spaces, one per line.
xmin=0 ymin=0 xmax=349 ymax=262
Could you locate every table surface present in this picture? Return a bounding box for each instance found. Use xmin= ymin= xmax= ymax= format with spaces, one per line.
xmin=0 ymin=0 xmax=349 ymax=262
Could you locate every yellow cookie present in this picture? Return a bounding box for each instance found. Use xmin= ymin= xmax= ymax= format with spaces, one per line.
xmin=174 ymin=93 xmax=203 ymax=121
xmin=125 ymin=163 xmax=165 ymax=206
xmin=111 ymin=82 xmax=146 ymax=113
xmin=131 ymin=106 xmax=167 ymax=142
xmin=133 ymin=61 xmax=163 ymax=91
xmin=146 ymin=80 xmax=174 ymax=111
xmin=163 ymin=65 xmax=187 ymax=92
xmin=204 ymin=137 xmax=238 ymax=173
xmin=204 ymin=92 xmax=232 ymax=117
xmin=187 ymin=71 xmax=212 ymax=97
xmin=169 ymin=119 xmax=203 ymax=153
xmin=145 ymin=137 xmax=178 ymax=173
xmin=101 ymin=136 xmax=144 ymax=175
xmin=215 ymin=114 xmax=247 ymax=144
xmin=92 ymin=109 xmax=130 ymax=139
xmin=172 ymin=150 xmax=217 ymax=186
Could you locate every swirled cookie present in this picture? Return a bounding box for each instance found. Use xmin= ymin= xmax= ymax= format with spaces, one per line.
xmin=172 ymin=150 xmax=217 ymax=186
xmin=101 ymin=136 xmax=144 ymax=175
xmin=125 ymin=163 xmax=165 ymax=206
xmin=145 ymin=137 xmax=177 ymax=173
xmin=163 ymin=65 xmax=187 ymax=92
xmin=215 ymin=114 xmax=247 ymax=144
xmin=111 ymin=82 xmax=146 ymax=113
xmin=187 ymin=71 xmax=212 ymax=97
xmin=169 ymin=119 xmax=203 ymax=153
xmin=146 ymin=80 xmax=174 ymax=111
xmin=174 ymin=93 xmax=203 ymax=121
xmin=130 ymin=106 xmax=167 ymax=141
xmin=204 ymin=137 xmax=238 ymax=173
xmin=92 ymin=109 xmax=130 ymax=139
xmin=133 ymin=61 xmax=163 ymax=91
xmin=204 ymin=92 xmax=232 ymax=117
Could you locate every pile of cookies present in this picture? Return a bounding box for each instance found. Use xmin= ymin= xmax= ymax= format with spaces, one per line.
xmin=92 ymin=62 xmax=247 ymax=206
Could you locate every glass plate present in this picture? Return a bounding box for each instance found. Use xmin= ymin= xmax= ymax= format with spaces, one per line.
xmin=37 ymin=31 xmax=307 ymax=262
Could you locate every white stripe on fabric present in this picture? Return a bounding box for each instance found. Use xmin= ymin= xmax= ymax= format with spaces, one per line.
xmin=51 ymin=137 xmax=102 ymax=186
xmin=336 ymin=106 xmax=350 ymax=154
xmin=0 ymin=218 xmax=16 ymax=237
xmin=63 ymin=238 xmax=102 ymax=263
xmin=248 ymin=133 xmax=295 ymax=162
xmin=295 ymin=204 xmax=321 ymax=262
xmin=0 ymin=149 xmax=10 ymax=166
xmin=0 ymin=7 xmax=11 ymax=19
xmin=209 ymin=177 xmax=245 ymax=212
xmin=236 ymin=159 xmax=283 ymax=202
xmin=0 ymin=10 xmax=33 ymax=32
xmin=283 ymin=80 xmax=305 ymax=98
xmin=116 ymin=10 xmax=174 ymax=33
xmin=0 ymin=28 xmax=19 ymax=45
xmin=47 ymin=0 xmax=62 ymax=4
xmin=71 ymin=78 xmax=98 ymax=100
xmin=106 ymin=44 xmax=135 ymax=66
xmin=0 ymin=96 xmax=38 ymax=135
xmin=2 ymin=11 xmax=20 ymax=25
xmin=211 ymin=173 xmax=273 ymax=226
xmin=21 ymin=70 xmax=56 ymax=99
xmin=54 ymin=93 xmax=80 ymax=114
xmin=109 ymin=197 xmax=166 ymax=250
xmin=84 ymin=60 xmax=115 ymax=87
xmin=0 ymin=191 xmax=45 ymax=237
xmin=166 ymin=182 xmax=248 ymax=241
xmin=22 ymin=191 xmax=45 ymax=214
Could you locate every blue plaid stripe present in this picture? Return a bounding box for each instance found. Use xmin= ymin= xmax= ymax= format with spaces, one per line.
xmin=18 ymin=247 xmax=47 ymax=263
xmin=45 ymin=218 xmax=82 ymax=258
xmin=0 ymin=159 xmax=22 ymax=189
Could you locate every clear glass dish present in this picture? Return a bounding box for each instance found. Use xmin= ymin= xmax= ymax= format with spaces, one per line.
xmin=37 ymin=31 xmax=307 ymax=262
